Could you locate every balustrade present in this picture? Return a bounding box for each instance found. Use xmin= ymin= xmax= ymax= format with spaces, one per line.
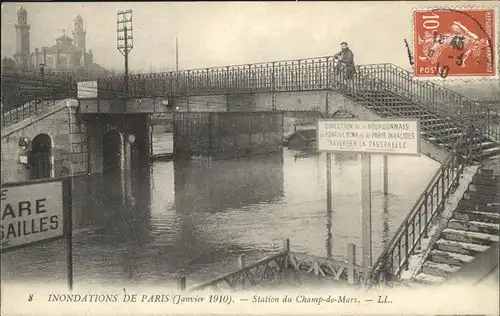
xmin=367 ymin=125 xmax=483 ymax=288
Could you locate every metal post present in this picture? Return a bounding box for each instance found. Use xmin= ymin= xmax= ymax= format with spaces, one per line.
xmin=176 ymin=37 xmax=179 ymax=73
xmin=272 ymin=62 xmax=276 ymax=111
xmin=177 ymin=275 xmax=186 ymax=291
xmin=282 ymin=238 xmax=290 ymax=280
xmin=124 ymin=27 xmax=129 ymax=97
xmin=39 ymin=63 xmax=45 ymax=107
xmin=347 ymin=243 xmax=356 ymax=285
xmin=66 ymin=177 xmax=74 ymax=291
xmin=383 ymin=155 xmax=388 ymax=195
xmin=238 ymin=254 xmax=245 ymax=287
xmin=117 ymin=10 xmax=134 ymax=98
xmin=361 ymin=153 xmax=372 ymax=282
xmin=326 ymin=153 xmax=332 ymax=214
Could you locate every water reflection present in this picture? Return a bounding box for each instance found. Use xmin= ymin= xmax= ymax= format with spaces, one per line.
xmin=174 ymin=152 xmax=284 ymax=213
xmin=382 ymin=195 xmax=391 ymax=249
xmin=2 ymin=147 xmax=439 ymax=286
xmin=73 ymin=168 xmax=151 ymax=245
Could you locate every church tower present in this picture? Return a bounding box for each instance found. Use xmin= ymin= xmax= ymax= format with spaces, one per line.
xmin=73 ymin=15 xmax=86 ymax=52
xmin=15 ymin=6 xmax=31 ymax=68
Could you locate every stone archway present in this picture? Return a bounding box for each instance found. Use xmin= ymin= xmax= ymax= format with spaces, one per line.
xmin=29 ymin=133 xmax=52 ymax=179
xmin=102 ymin=129 xmax=123 ymax=174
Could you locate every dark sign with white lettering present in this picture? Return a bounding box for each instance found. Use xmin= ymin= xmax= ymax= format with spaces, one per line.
xmin=1 ymin=177 xmax=71 ymax=251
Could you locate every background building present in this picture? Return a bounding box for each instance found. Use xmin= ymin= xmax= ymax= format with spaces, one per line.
xmin=12 ymin=6 xmax=106 ymax=74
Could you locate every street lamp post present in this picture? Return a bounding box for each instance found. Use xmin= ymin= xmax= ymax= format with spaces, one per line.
xmin=39 ymin=63 xmax=46 ymax=109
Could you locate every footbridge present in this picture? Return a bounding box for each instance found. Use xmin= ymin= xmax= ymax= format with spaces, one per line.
xmin=3 ymin=57 xmax=500 ymax=162
xmin=1 ymin=55 xmax=499 ymax=289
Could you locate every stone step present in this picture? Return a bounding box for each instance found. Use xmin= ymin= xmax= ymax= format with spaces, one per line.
xmin=479 ymin=168 xmax=495 ymax=176
xmin=421 ymin=123 xmax=457 ymax=130
xmin=472 ymin=142 xmax=497 ymax=150
xmin=438 ymin=131 xmax=463 ymax=139
xmin=456 ymin=199 xmax=499 ymax=213
xmin=441 ymin=228 xmax=499 ymax=245
xmin=367 ymin=103 xmax=416 ymax=109
xmin=425 ymin=132 xmax=461 ymax=141
xmin=434 ymin=239 xmax=490 ymax=256
xmin=420 ymin=118 xmax=444 ymax=124
xmin=480 ymin=146 xmax=500 ymax=157
xmin=464 ymin=191 xmax=500 ymax=204
xmin=471 ymin=175 xmax=499 ymax=188
xmin=412 ymin=272 xmax=446 ymax=285
xmin=468 ymin=183 xmax=500 ymax=195
xmin=453 ymin=210 xmax=500 ymax=224
xmin=421 ymin=261 xmax=461 ymax=278
xmin=447 ymin=219 xmax=499 ymax=235
xmin=428 ymin=249 xmax=475 ymax=266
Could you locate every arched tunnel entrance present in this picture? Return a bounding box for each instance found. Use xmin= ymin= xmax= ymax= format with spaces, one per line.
xmin=29 ymin=133 xmax=52 ymax=180
xmin=102 ymin=130 xmax=123 ymax=174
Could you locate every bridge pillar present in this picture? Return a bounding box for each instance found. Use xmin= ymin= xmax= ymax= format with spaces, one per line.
xmin=85 ymin=114 xmax=150 ymax=175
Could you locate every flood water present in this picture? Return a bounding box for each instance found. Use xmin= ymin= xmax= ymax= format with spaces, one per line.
xmin=2 ymin=133 xmax=439 ymax=288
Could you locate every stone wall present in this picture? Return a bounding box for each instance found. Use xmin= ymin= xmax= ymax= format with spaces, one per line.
xmin=175 ymin=95 xmax=228 ymax=112
xmin=1 ymin=99 xmax=86 ymax=183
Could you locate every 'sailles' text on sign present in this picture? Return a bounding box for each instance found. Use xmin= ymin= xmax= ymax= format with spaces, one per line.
xmin=77 ymin=81 xmax=98 ymax=99
xmin=317 ymin=119 xmax=420 ymax=156
xmin=1 ymin=181 xmax=64 ymax=250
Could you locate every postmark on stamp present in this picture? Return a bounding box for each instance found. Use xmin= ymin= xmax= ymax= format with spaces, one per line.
xmin=413 ymin=8 xmax=497 ymax=79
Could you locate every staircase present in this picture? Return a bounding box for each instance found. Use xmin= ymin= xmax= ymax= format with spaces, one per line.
xmin=340 ymin=88 xmax=500 ymax=161
xmin=1 ymin=99 xmax=60 ymax=129
xmin=412 ymin=165 xmax=499 ymax=285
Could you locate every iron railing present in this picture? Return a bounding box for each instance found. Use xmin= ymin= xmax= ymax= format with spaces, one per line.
xmin=98 ymin=56 xmax=343 ymax=99
xmin=2 ymin=55 xmax=498 ymax=143
xmin=1 ymin=99 xmax=58 ymax=128
xmin=189 ymin=240 xmax=364 ymax=292
xmin=1 ymin=66 xmax=109 ymax=81
xmin=357 ymin=64 xmax=500 ymax=142
xmin=367 ymin=125 xmax=482 ymax=288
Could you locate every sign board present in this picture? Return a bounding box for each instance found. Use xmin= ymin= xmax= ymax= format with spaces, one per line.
xmin=317 ymin=119 xmax=420 ymax=156
xmin=77 ymin=81 xmax=98 ymax=99
xmin=1 ymin=178 xmax=70 ymax=251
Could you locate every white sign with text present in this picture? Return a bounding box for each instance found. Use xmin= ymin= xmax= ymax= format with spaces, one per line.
xmin=1 ymin=181 xmax=64 ymax=249
xmin=77 ymin=81 xmax=98 ymax=99
xmin=317 ymin=119 xmax=420 ymax=155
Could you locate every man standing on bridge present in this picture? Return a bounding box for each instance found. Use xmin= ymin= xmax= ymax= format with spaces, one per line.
xmin=333 ymin=42 xmax=356 ymax=86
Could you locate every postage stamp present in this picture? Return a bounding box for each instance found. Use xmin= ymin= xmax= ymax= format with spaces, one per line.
xmin=413 ymin=7 xmax=497 ymax=79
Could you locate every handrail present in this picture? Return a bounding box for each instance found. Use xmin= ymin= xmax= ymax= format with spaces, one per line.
xmin=1 ymin=99 xmax=58 ymax=129
xmin=1 ymin=66 xmax=108 ymax=81
xmin=188 ymin=240 xmax=365 ymax=292
xmin=367 ymin=124 xmax=481 ymax=288
xmin=3 ymin=58 xmax=498 ymax=142
xmin=190 ymin=251 xmax=288 ymax=291
xmin=367 ymin=64 xmax=499 ymax=142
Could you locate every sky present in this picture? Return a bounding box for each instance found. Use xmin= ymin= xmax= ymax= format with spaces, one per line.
xmin=1 ymin=1 xmax=498 ymax=79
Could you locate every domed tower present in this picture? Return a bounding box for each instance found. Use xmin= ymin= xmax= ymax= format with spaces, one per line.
xmin=72 ymin=15 xmax=86 ymax=52
xmin=15 ymin=6 xmax=31 ymax=68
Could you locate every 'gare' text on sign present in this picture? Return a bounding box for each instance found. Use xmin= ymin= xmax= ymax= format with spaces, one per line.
xmin=1 ymin=181 xmax=65 ymax=250
xmin=316 ymin=119 xmax=420 ymax=155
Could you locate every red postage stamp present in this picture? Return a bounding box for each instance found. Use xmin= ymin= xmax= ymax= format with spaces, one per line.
xmin=413 ymin=8 xmax=497 ymax=78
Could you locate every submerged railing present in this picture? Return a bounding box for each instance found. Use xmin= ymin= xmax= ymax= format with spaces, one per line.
xmin=367 ymin=125 xmax=482 ymax=288
xmin=185 ymin=239 xmax=364 ymax=292
xmin=3 ymin=54 xmax=498 ymax=143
